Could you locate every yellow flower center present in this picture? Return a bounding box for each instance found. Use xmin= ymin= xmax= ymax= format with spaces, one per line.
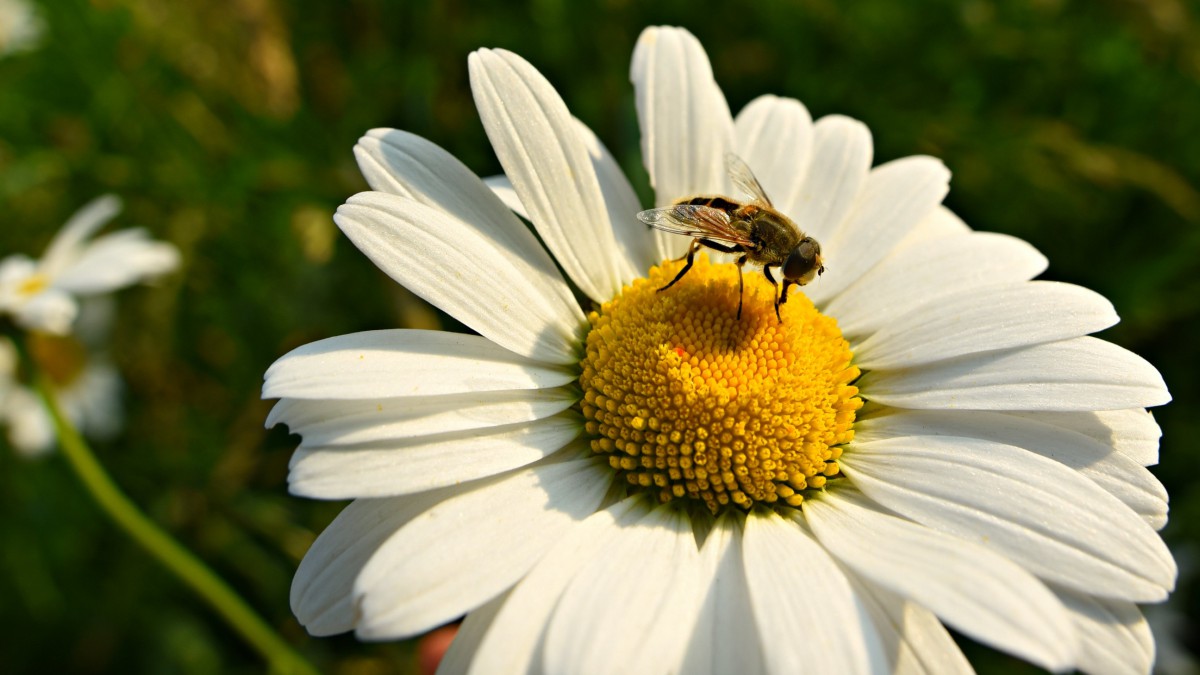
xmin=17 ymin=274 xmax=48 ymax=298
xmin=579 ymin=254 xmax=862 ymax=514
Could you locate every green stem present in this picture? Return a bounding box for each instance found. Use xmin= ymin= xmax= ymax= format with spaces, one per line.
xmin=34 ymin=372 xmax=319 ymax=675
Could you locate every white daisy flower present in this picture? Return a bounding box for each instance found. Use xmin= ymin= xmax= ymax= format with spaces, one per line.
xmin=0 ymin=0 xmax=43 ymax=58
xmin=266 ymin=26 xmax=1174 ymax=674
xmin=0 ymin=195 xmax=180 ymax=335
xmin=1 ymin=300 xmax=124 ymax=457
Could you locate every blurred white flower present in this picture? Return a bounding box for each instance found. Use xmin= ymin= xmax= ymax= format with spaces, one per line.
xmin=0 ymin=300 xmax=123 ymax=457
xmin=0 ymin=0 xmax=44 ymax=57
xmin=0 ymin=195 xmax=180 ymax=334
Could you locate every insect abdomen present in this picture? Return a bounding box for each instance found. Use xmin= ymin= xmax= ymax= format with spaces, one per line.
xmin=676 ymin=196 xmax=741 ymax=214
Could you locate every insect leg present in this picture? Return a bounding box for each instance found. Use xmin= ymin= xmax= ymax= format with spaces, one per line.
xmin=659 ymin=239 xmax=703 ymax=292
xmin=778 ymin=280 xmax=794 ymax=322
xmin=763 ymin=265 xmax=782 ymax=322
xmin=735 ymin=254 xmax=748 ymax=319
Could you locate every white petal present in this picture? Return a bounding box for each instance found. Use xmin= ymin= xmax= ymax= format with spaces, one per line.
xmin=1007 ymin=408 xmax=1162 ymax=466
xmin=290 ymin=489 xmax=454 ymax=636
xmin=469 ymin=48 xmax=635 ymax=301
xmin=438 ymin=593 xmax=506 ymax=675
xmin=734 ymin=95 xmax=814 ymax=211
xmin=352 ymin=455 xmax=611 ymax=639
xmin=267 ymin=387 xmax=578 ymax=446
xmin=1056 ymin=587 xmax=1153 ymax=675
xmin=468 ymin=497 xmax=645 ymax=675
xmin=263 ymin=330 xmax=575 ymax=400
xmin=630 ymin=26 xmax=734 ymax=259
xmin=841 ymin=435 xmax=1177 ymax=601
xmin=2 ymin=385 xmax=55 ymax=456
xmin=844 ymin=574 xmax=974 ymax=675
xmin=826 ymin=231 xmax=1047 ymax=339
xmin=53 ymin=230 xmax=179 ymax=294
xmin=857 ymin=409 xmax=1168 ymax=529
xmin=287 ymin=415 xmax=583 ymax=499
xmin=860 ymin=336 xmax=1171 ymax=411
xmin=742 ymin=511 xmax=886 ymax=674
xmin=482 ymin=175 xmax=528 ymax=219
xmin=806 ymin=487 xmax=1078 ymax=671
xmin=543 ymin=504 xmax=704 ymax=675
xmin=336 ymin=193 xmax=586 ymax=364
xmin=804 ymin=156 xmax=950 ymax=307
xmin=901 ymin=205 xmax=972 ymax=244
xmin=574 ymin=119 xmax=658 ymax=275
xmin=39 ymin=195 xmax=122 ymax=278
xmin=786 ymin=115 xmax=872 ymax=244
xmin=853 ymin=281 xmax=1118 ymax=370
xmin=681 ymin=514 xmax=766 ymax=675
xmin=13 ymin=288 xmax=77 ymax=334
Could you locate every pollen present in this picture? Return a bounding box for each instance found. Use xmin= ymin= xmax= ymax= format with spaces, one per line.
xmin=579 ymin=254 xmax=861 ymax=513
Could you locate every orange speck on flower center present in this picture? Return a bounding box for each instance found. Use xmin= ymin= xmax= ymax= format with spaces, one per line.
xmin=579 ymin=254 xmax=862 ymax=514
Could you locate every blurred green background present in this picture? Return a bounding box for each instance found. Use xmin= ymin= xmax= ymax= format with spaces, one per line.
xmin=1 ymin=0 xmax=1198 ymax=673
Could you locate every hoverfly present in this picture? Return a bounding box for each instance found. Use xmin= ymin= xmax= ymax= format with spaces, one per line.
xmin=637 ymin=154 xmax=824 ymax=322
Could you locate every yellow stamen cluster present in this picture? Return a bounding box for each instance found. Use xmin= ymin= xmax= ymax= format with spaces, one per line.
xmin=579 ymin=254 xmax=861 ymax=513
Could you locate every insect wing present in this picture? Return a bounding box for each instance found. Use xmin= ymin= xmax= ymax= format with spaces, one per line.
xmin=637 ymin=204 xmax=755 ymax=247
xmin=725 ymin=153 xmax=773 ymax=207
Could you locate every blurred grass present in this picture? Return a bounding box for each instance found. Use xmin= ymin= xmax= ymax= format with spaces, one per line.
xmin=1 ymin=0 xmax=1198 ymax=672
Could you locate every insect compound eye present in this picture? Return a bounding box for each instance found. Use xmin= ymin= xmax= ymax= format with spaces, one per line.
xmin=784 ymin=238 xmax=820 ymax=281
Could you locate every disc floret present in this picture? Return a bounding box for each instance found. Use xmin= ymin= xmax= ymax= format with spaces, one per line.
xmin=579 ymin=255 xmax=862 ymax=513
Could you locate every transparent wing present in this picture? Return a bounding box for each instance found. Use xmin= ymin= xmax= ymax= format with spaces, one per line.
xmin=637 ymin=204 xmax=755 ymax=248
xmin=726 ymin=153 xmax=772 ymax=207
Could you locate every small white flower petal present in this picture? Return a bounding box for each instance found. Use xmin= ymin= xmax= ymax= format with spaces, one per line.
xmin=286 ymin=415 xmax=583 ymax=499
xmin=290 ymin=488 xmax=453 ymax=636
xmin=805 ymin=156 xmax=951 ymax=307
xmin=786 ymin=115 xmax=872 ymax=244
xmin=353 ymin=456 xmax=611 ymax=640
xmin=469 ymin=48 xmax=634 ymax=301
xmin=482 ymin=175 xmax=528 ymax=219
xmin=1007 ymin=408 xmax=1162 ymax=466
xmin=467 ymin=497 xmax=645 ymax=675
xmin=742 ymin=510 xmax=886 ymax=675
xmin=3 ymin=385 xmax=55 ymax=456
xmin=267 ymin=387 xmax=578 ymax=447
xmin=826 ymin=231 xmax=1047 ymax=339
xmin=53 ymin=229 xmax=179 ymax=294
xmin=39 ymin=194 xmax=122 ymax=278
xmin=680 ymin=514 xmax=766 ymax=675
xmin=336 ymin=192 xmax=586 ymax=364
xmin=631 ymin=26 xmax=734 ymax=259
xmin=263 ymin=330 xmax=575 ymax=400
xmin=842 ymin=435 xmax=1177 ymax=601
xmin=574 ymin=118 xmax=658 ymax=276
xmin=543 ymin=504 xmax=704 ymax=675
xmin=853 ymin=281 xmax=1118 ymax=370
xmin=350 ymin=127 xmax=600 ymax=317
xmin=857 ymin=409 xmax=1168 ymax=529
xmin=861 ymin=336 xmax=1171 ymax=411
xmin=845 ymin=573 xmax=974 ymax=675
xmin=806 ymin=487 xmax=1078 ymax=671
xmin=899 ymin=205 xmax=972 ymax=245
xmin=1055 ymin=587 xmax=1153 ymax=675
xmin=734 ymin=95 xmax=814 ymax=211
xmin=13 ymin=288 xmax=78 ymax=335
xmin=438 ymin=593 xmax=506 ymax=675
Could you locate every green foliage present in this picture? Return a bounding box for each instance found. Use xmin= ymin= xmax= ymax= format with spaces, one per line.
xmin=1 ymin=0 xmax=1197 ymax=672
